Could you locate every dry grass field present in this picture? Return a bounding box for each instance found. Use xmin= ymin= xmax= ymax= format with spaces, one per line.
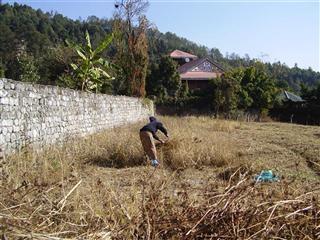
xmin=1 ymin=116 xmax=319 ymax=239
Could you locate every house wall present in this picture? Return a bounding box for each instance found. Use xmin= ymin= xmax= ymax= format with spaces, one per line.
xmin=0 ymin=78 xmax=154 ymax=155
xmin=184 ymin=80 xmax=210 ymax=91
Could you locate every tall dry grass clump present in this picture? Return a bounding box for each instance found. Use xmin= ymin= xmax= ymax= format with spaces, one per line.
xmin=158 ymin=116 xmax=240 ymax=170
xmin=1 ymin=116 xmax=239 ymax=201
xmin=1 ymin=116 xmax=319 ymax=239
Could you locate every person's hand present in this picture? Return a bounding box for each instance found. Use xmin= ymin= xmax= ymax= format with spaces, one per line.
xmin=151 ymin=159 xmax=160 ymax=167
xmin=166 ymin=134 xmax=169 ymax=138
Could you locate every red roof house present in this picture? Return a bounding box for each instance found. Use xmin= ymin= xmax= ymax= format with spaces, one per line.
xmin=170 ymin=50 xmax=224 ymax=90
xmin=170 ymin=50 xmax=198 ymax=60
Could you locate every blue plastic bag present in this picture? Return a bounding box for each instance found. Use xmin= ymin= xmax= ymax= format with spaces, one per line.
xmin=254 ymin=170 xmax=279 ymax=182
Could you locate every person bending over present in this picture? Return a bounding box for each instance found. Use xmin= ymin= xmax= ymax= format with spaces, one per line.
xmin=139 ymin=116 xmax=168 ymax=167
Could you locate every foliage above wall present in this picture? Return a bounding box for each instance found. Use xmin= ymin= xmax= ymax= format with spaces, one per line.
xmin=0 ymin=3 xmax=319 ymax=93
xmin=61 ymin=31 xmax=114 ymax=92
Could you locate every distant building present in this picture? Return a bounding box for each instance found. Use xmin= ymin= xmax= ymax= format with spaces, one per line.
xmin=279 ymin=90 xmax=304 ymax=103
xmin=170 ymin=49 xmax=224 ymax=90
xmin=272 ymin=90 xmax=305 ymax=123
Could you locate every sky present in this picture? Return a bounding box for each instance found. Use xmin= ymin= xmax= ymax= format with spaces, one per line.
xmin=3 ymin=0 xmax=320 ymax=71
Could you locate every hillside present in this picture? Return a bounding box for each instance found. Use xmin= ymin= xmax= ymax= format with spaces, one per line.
xmin=1 ymin=117 xmax=319 ymax=238
xmin=0 ymin=3 xmax=319 ymax=91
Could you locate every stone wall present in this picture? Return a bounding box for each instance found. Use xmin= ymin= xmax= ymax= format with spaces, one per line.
xmin=0 ymin=78 xmax=154 ymax=154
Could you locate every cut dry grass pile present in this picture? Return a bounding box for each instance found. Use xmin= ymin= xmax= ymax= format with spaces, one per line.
xmin=158 ymin=116 xmax=241 ymax=170
xmin=0 ymin=116 xmax=319 ymax=239
xmin=123 ymin=172 xmax=319 ymax=239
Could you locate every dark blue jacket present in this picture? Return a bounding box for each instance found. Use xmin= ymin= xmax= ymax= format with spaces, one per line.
xmin=140 ymin=117 xmax=168 ymax=141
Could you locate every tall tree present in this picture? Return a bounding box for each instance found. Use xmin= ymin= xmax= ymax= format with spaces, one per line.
xmin=5 ymin=41 xmax=40 ymax=83
xmin=241 ymin=63 xmax=278 ymax=115
xmin=159 ymin=56 xmax=181 ymax=98
xmin=212 ymin=64 xmax=279 ymax=117
xmin=16 ymin=53 xmax=40 ymax=83
xmin=146 ymin=56 xmax=181 ymax=99
xmin=211 ymin=73 xmax=240 ymax=117
xmin=113 ymin=0 xmax=149 ymax=97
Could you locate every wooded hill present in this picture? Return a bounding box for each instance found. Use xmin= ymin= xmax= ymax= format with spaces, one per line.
xmin=0 ymin=3 xmax=319 ymax=92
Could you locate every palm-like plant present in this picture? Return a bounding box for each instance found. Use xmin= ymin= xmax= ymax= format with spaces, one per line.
xmin=66 ymin=31 xmax=114 ymax=92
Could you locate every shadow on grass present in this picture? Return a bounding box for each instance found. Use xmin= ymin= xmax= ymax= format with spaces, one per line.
xmin=217 ymin=164 xmax=252 ymax=182
xmin=306 ymin=159 xmax=320 ymax=176
xmin=84 ymin=155 xmax=147 ymax=169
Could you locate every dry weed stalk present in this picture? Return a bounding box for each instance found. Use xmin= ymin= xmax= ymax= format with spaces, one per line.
xmin=124 ymin=173 xmax=319 ymax=239
xmin=1 ymin=167 xmax=319 ymax=239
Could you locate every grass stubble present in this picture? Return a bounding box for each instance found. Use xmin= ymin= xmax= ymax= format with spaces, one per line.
xmin=0 ymin=116 xmax=319 ymax=239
